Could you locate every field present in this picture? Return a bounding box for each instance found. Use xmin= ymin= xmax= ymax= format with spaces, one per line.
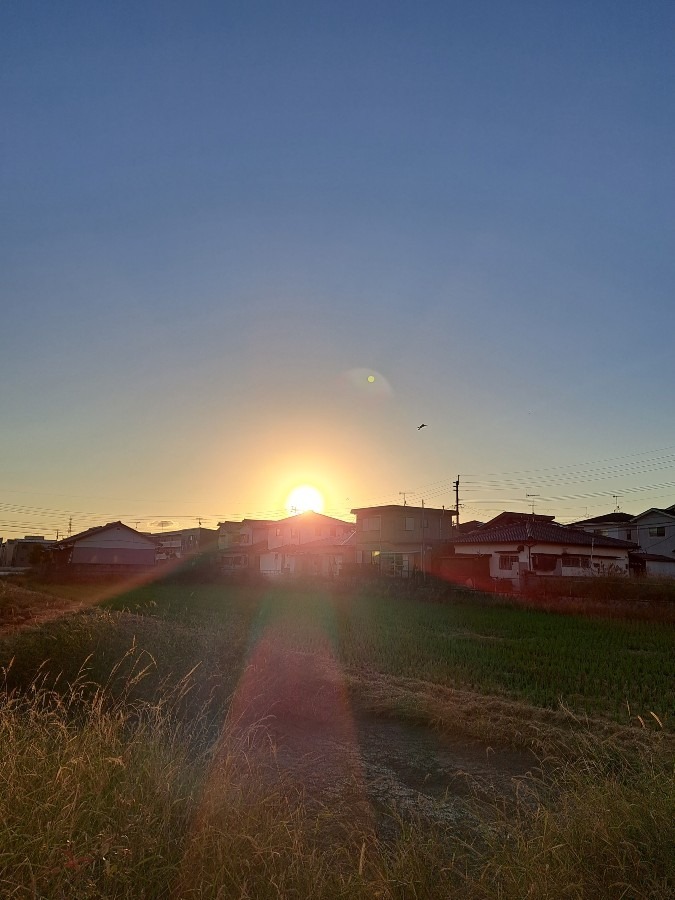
xmin=0 ymin=577 xmax=673 ymax=898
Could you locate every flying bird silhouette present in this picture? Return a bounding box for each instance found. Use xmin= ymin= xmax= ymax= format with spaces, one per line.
xmin=417 ymin=424 xmax=427 ymax=430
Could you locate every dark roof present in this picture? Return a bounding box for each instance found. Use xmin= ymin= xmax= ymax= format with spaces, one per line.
xmin=570 ymin=512 xmax=634 ymax=526
xmin=629 ymin=550 xmax=675 ymax=563
xmin=453 ymin=513 xmax=636 ymax=550
xmin=629 ymin=506 xmax=675 ymax=523
xmin=351 ymin=504 xmax=456 ymax=516
xmin=54 ymin=521 xmax=158 ymax=548
xmin=275 ymin=511 xmax=354 ymax=527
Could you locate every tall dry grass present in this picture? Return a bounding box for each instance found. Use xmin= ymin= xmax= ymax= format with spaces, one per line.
xmin=0 ymin=651 xmax=673 ymax=899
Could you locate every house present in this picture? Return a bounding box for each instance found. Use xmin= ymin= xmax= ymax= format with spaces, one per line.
xmin=52 ymin=522 xmax=157 ymax=573
xmin=0 ymin=535 xmax=53 ymax=568
xmin=151 ymin=526 xmax=218 ymax=562
xmin=217 ymin=518 xmax=274 ymax=573
xmin=626 ymin=505 xmax=675 ymax=558
xmin=445 ymin=512 xmax=636 ymax=590
xmin=217 ymin=511 xmax=356 ymax=577
xmin=569 ymin=511 xmax=635 ymax=543
xmin=350 ymin=504 xmax=457 ymax=577
xmin=572 ymin=503 xmax=675 ymax=576
xmin=259 ymin=532 xmax=357 ymax=578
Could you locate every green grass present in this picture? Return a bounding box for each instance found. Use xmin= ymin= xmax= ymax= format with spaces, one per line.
xmin=95 ymin=581 xmax=675 ymax=725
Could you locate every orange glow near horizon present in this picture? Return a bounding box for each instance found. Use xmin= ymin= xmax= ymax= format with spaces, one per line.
xmin=285 ymin=484 xmax=325 ymax=514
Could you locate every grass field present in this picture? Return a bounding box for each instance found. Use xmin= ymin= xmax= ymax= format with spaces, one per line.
xmin=0 ymin=578 xmax=673 ymax=898
xmin=98 ymin=580 xmax=675 ymax=724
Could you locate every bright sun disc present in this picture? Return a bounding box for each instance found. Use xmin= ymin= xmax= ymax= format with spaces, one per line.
xmin=286 ymin=484 xmax=325 ymax=514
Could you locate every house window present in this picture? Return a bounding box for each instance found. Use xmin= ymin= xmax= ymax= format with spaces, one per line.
xmin=648 ymin=526 xmax=666 ymax=537
xmin=532 ymin=553 xmax=557 ymax=573
xmin=404 ymin=517 xmax=415 ymax=531
xmin=275 ymin=528 xmax=281 ymax=537
xmin=240 ymin=534 xmax=250 ymax=544
xmin=498 ymin=555 xmax=519 ymax=570
xmin=561 ymin=555 xmax=591 ymax=568
xmin=362 ymin=516 xmax=381 ymax=532
xmin=625 ymin=530 xmax=632 ymax=541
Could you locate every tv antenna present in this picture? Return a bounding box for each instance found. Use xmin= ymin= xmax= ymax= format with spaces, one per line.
xmin=525 ymin=493 xmax=540 ymax=514
xmin=399 ymin=491 xmax=409 ymax=506
xmin=613 ymin=495 xmax=622 ymax=513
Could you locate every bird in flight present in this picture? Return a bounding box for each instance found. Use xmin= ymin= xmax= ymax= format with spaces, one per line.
xmin=417 ymin=423 xmax=427 ymax=430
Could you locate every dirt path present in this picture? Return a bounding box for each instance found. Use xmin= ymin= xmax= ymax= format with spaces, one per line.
xmin=262 ymin=713 xmax=540 ymax=831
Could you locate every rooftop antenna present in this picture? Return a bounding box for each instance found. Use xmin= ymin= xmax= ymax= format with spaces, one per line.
xmin=399 ymin=491 xmax=408 ymax=506
xmin=526 ymin=493 xmax=540 ymax=514
xmin=613 ymin=495 xmax=621 ymax=513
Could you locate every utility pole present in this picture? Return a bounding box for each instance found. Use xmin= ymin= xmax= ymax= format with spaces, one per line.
xmin=421 ymin=498 xmax=425 ymax=580
xmin=454 ymin=477 xmax=460 ymax=528
xmin=68 ymin=516 xmax=72 ymax=536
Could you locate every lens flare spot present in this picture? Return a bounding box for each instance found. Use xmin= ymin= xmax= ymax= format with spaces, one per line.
xmin=340 ymin=368 xmax=393 ymax=399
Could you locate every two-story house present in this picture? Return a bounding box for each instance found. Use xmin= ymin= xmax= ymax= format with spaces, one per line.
xmin=350 ymin=504 xmax=457 ymax=577
xmin=259 ymin=511 xmax=356 ymax=576
xmin=571 ymin=504 xmax=675 ymax=578
xmin=217 ymin=518 xmax=272 ymax=573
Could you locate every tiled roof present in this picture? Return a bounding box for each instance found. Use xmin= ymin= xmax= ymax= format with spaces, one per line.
xmin=454 ymin=516 xmax=636 ymax=549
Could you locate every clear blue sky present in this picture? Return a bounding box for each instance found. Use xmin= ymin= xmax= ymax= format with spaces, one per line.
xmin=2 ymin=0 xmax=674 ymax=538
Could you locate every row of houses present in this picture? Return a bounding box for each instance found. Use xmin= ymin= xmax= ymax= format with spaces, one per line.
xmin=3 ymin=502 xmax=675 ymax=587
xmin=217 ymin=502 xmax=675 ymax=587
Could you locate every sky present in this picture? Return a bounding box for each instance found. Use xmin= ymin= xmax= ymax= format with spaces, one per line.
xmin=1 ymin=0 xmax=674 ymax=539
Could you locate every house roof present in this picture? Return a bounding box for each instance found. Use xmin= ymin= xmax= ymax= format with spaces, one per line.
xmin=629 ymin=506 xmax=675 ymax=523
xmin=53 ymin=521 xmax=158 ymax=549
xmin=274 ymin=511 xmax=354 ymax=527
xmin=350 ymin=504 xmax=456 ymax=516
xmin=570 ymin=512 xmax=634 ymax=526
xmin=629 ymin=550 xmax=675 ymax=563
xmin=453 ymin=513 xmax=636 ymax=550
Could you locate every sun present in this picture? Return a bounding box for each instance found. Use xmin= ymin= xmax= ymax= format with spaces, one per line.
xmin=286 ymin=484 xmax=325 ymax=514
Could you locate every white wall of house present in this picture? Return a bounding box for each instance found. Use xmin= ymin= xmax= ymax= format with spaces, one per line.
xmin=71 ymin=526 xmax=156 ymax=566
xmin=643 ymin=558 xmax=675 ymax=578
xmin=455 ymin=541 xmax=630 ymax=582
xmin=259 ymin=550 xmax=294 ymax=576
xmin=630 ymin=511 xmax=675 ymax=557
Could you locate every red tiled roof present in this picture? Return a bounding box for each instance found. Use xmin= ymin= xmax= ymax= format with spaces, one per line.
xmin=454 ymin=515 xmax=636 ymax=549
